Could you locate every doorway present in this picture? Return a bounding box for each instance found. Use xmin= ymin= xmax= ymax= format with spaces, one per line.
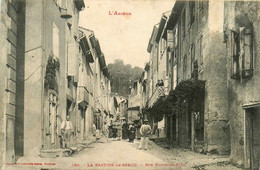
xmin=244 ymin=106 xmax=260 ymax=170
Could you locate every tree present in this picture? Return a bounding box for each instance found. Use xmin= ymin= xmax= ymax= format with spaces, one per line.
xmin=108 ymin=59 xmax=143 ymax=97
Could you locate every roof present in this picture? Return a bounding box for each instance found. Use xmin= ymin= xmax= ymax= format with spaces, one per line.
xmin=155 ymin=11 xmax=171 ymax=43
xmin=162 ymin=1 xmax=185 ymax=39
xmin=147 ymin=25 xmax=158 ymax=53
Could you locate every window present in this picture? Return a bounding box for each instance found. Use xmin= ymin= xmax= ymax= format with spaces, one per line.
xmin=167 ymin=51 xmax=173 ymax=77
xmin=230 ymin=27 xmax=253 ymax=80
xmin=190 ymin=44 xmax=195 ymax=72
xmin=183 ymin=55 xmax=187 ymax=79
xmin=174 ymin=26 xmax=179 ymax=47
xmin=189 ymin=1 xmax=195 ymax=26
xmin=53 ymin=23 xmax=59 ymax=58
xmin=230 ymin=31 xmax=240 ymax=79
xmin=241 ymin=27 xmax=253 ymax=78
xmin=182 ymin=9 xmax=186 ymax=38
xmin=198 ymin=36 xmax=203 ymax=67
xmin=173 ymin=64 xmax=177 ymax=89
xmin=48 ymin=92 xmax=59 ymax=144
xmin=167 ymin=30 xmax=174 ymax=51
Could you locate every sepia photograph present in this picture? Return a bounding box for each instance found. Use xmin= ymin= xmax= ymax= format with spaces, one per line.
xmin=0 ymin=0 xmax=259 ymax=169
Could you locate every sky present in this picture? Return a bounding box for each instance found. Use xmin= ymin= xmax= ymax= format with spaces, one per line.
xmin=79 ymin=0 xmax=176 ymax=68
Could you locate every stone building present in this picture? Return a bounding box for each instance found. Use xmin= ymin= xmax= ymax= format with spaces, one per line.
xmin=128 ymin=80 xmax=142 ymax=123
xmin=0 ymin=0 xmax=85 ymax=166
xmin=115 ymin=96 xmax=127 ymax=121
xmin=144 ymin=0 xmax=260 ymax=168
xmin=76 ymin=27 xmax=112 ymax=142
xmin=146 ymin=0 xmax=230 ymax=155
xmin=223 ymin=1 xmax=260 ymax=169
xmin=76 ymin=27 xmax=96 ymax=142
xmin=0 ymin=0 xmax=26 ymax=166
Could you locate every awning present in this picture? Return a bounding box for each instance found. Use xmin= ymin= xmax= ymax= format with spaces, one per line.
xmin=77 ymin=86 xmax=89 ymax=107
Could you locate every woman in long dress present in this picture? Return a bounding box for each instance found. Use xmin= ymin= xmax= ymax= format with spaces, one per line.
xmin=128 ymin=123 xmax=136 ymax=143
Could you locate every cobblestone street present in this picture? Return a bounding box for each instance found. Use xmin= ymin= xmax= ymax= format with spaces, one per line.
xmin=6 ymin=137 xmax=241 ymax=170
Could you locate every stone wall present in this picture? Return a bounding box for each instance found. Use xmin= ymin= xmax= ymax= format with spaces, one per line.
xmin=224 ymin=1 xmax=260 ymax=167
xmin=0 ymin=0 xmax=25 ymax=166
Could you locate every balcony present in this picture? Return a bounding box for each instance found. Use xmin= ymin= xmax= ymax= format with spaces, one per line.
xmin=148 ymin=86 xmax=166 ymax=107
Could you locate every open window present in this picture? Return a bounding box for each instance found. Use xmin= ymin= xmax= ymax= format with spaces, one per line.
xmin=240 ymin=27 xmax=253 ymax=78
xmin=230 ymin=27 xmax=253 ymax=80
xmin=230 ymin=31 xmax=240 ymax=79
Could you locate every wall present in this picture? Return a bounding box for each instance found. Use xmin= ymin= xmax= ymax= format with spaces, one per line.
xmin=224 ymin=1 xmax=260 ymax=166
xmin=170 ymin=0 xmax=230 ymax=154
xmin=0 ymin=0 xmax=25 ymax=165
xmin=15 ymin=0 xmax=25 ymax=158
xmin=24 ymin=0 xmax=68 ymax=155
xmin=203 ymin=0 xmax=230 ymax=155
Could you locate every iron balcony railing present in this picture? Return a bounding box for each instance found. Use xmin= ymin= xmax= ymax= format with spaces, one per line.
xmin=147 ymin=86 xmax=165 ymax=108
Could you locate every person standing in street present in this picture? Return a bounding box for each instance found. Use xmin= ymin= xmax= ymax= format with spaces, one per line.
xmin=139 ymin=119 xmax=151 ymax=150
xmin=128 ymin=123 xmax=136 ymax=143
xmin=61 ymin=115 xmax=73 ymax=148
xmin=93 ymin=123 xmax=96 ymax=137
xmin=122 ymin=120 xmax=128 ymax=139
xmin=103 ymin=121 xmax=109 ymax=142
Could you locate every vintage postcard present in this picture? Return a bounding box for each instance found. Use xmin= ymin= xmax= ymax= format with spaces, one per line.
xmin=0 ymin=0 xmax=259 ymax=169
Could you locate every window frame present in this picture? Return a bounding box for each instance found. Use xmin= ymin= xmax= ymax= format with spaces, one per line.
xmin=230 ymin=31 xmax=240 ymax=79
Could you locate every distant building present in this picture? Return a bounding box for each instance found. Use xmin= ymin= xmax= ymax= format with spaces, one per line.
xmin=128 ymin=80 xmax=142 ymax=123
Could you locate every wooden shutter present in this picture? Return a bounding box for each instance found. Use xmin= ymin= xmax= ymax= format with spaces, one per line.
xmin=174 ymin=26 xmax=179 ymax=47
xmin=67 ymin=43 xmax=79 ymax=82
xmin=241 ymin=27 xmax=253 ymax=78
xmin=167 ymin=30 xmax=174 ymax=52
xmin=231 ymin=31 xmax=240 ymax=79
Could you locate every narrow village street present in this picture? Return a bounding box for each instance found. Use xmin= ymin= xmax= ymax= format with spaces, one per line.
xmin=1 ymin=0 xmax=260 ymax=170
xmin=7 ymin=136 xmax=241 ymax=170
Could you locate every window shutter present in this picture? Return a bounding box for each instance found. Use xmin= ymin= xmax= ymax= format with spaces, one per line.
xmin=173 ymin=65 xmax=177 ymax=89
xmin=175 ymin=26 xmax=178 ymax=47
xmin=67 ymin=43 xmax=78 ymax=80
xmin=241 ymin=27 xmax=253 ymax=78
xmin=189 ymin=1 xmax=195 ymax=27
xmin=231 ymin=31 xmax=240 ymax=79
xmin=167 ymin=30 xmax=174 ymax=51
xmin=190 ymin=44 xmax=195 ymax=72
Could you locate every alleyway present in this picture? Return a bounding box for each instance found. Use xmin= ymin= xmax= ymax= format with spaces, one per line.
xmin=7 ymin=137 xmax=241 ymax=170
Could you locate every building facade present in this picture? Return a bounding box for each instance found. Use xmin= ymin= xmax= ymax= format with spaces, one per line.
xmin=0 ymin=0 xmax=112 ymax=167
xmin=224 ymin=1 xmax=260 ymax=168
xmin=128 ymin=80 xmax=142 ymax=123
xmin=0 ymin=0 xmax=26 ymax=165
xmin=145 ymin=0 xmax=230 ymax=157
xmin=143 ymin=0 xmax=260 ymax=169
